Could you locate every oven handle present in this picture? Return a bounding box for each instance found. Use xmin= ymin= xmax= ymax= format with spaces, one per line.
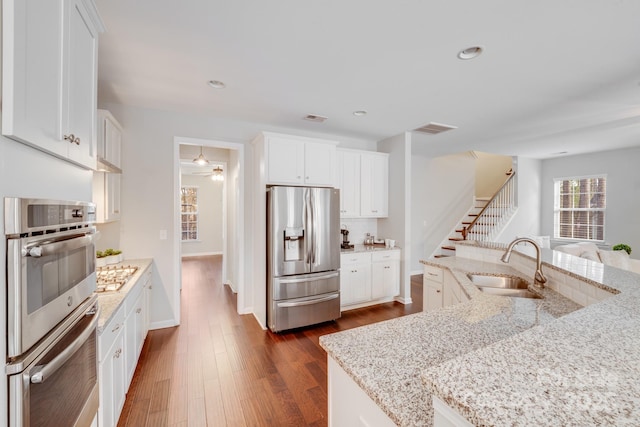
xmin=23 ymin=232 xmax=96 ymax=258
xmin=29 ymin=308 xmax=99 ymax=384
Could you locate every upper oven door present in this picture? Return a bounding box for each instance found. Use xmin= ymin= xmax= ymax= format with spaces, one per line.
xmin=7 ymin=227 xmax=97 ymax=358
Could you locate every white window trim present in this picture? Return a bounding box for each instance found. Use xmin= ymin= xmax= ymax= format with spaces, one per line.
xmin=553 ymin=174 xmax=607 ymax=243
xmin=181 ymin=185 xmax=199 ymax=242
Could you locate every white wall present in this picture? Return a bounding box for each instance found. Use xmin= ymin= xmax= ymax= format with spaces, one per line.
xmin=410 ymin=152 xmax=476 ymax=272
xmin=226 ymin=149 xmax=240 ymax=291
xmin=540 ymin=146 xmax=640 ymax=258
xmin=180 ymin=174 xmax=224 ymax=256
xmin=378 ymin=132 xmax=412 ymax=304
xmin=495 ymin=156 xmax=543 ymax=243
xmin=475 ymin=151 xmax=513 ymax=198
xmin=99 ymin=102 xmax=375 ymax=327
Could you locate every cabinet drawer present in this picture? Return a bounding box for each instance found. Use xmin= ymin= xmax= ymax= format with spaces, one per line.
xmin=371 ymin=250 xmax=400 ymax=263
xmin=341 ymin=252 xmax=371 ymax=266
xmin=99 ymin=304 xmax=125 ymax=362
xmin=423 ymin=265 xmax=443 ymax=283
xmin=124 ymin=279 xmax=144 ymax=315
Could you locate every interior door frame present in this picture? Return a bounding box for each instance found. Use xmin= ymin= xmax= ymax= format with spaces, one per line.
xmin=173 ymin=136 xmax=246 ymax=318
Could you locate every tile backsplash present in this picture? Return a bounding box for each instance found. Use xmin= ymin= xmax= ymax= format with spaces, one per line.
xmin=340 ymin=218 xmax=378 ymax=244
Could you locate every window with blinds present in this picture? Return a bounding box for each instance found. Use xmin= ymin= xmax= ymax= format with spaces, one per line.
xmin=553 ymin=176 xmax=606 ymax=241
xmin=180 ymin=186 xmax=199 ymax=241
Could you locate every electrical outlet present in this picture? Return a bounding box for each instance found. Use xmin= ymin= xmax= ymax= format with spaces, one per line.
xmin=159 ymin=229 xmax=167 ymax=240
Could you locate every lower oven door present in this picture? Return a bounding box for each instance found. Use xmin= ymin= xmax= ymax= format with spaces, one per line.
xmin=7 ymin=300 xmax=99 ymax=427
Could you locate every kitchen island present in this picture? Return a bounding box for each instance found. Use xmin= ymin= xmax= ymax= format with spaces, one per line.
xmin=319 ymin=242 xmax=640 ymax=426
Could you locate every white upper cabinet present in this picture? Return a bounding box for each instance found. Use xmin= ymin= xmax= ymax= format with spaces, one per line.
xmin=360 ymin=152 xmax=389 ymax=217
xmin=263 ymin=133 xmax=337 ymax=187
xmin=336 ymin=149 xmax=389 ymax=218
xmin=97 ymin=110 xmax=123 ymax=170
xmin=336 ymin=150 xmax=360 ymax=217
xmin=2 ymin=0 xmax=104 ymax=170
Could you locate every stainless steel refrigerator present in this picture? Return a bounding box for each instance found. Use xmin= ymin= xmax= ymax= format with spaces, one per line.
xmin=267 ymin=186 xmax=341 ymax=332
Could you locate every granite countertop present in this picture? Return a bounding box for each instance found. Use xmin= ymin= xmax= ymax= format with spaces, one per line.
xmin=420 ymin=247 xmax=640 ymax=426
xmin=341 ymin=244 xmax=401 ymax=254
xmin=96 ymin=258 xmax=153 ymax=334
xmin=320 ymin=241 xmax=640 ymax=426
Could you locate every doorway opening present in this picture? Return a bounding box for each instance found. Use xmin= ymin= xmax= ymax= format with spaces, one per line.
xmin=173 ymin=137 xmax=246 ymax=322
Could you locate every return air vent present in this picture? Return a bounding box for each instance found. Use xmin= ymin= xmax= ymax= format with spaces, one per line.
xmin=303 ymin=114 xmax=328 ymax=123
xmin=414 ymin=122 xmax=457 ymax=135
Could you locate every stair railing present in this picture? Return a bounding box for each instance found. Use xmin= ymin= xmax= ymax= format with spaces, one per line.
xmin=462 ymin=170 xmax=516 ymax=241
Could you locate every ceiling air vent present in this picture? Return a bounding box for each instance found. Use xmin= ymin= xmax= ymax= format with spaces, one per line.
xmin=414 ymin=122 xmax=457 ymax=135
xmin=303 ymin=114 xmax=328 ymax=123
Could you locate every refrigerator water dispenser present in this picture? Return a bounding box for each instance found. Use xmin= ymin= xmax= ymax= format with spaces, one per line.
xmin=284 ymin=227 xmax=304 ymax=261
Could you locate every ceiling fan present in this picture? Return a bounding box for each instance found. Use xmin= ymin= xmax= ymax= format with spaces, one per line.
xmin=193 ymin=165 xmax=224 ymax=181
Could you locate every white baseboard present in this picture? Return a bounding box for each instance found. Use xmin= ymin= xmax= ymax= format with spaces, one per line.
xmin=225 ymin=281 xmax=237 ymax=293
xmin=181 ymin=251 xmax=223 ymax=258
xmin=395 ymin=296 xmax=413 ymax=305
xmin=252 ymin=312 xmax=267 ymax=330
xmin=149 ymin=319 xmax=179 ymax=330
xmin=410 ymin=269 xmax=423 ymax=276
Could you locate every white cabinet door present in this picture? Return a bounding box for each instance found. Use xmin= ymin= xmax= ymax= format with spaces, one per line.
xmin=64 ymin=0 xmax=99 ymax=169
xmin=99 ymin=334 xmax=125 ymax=427
xmin=143 ymin=270 xmax=152 ymax=337
xmin=93 ymin=172 xmax=121 ymax=223
xmin=371 ymin=261 xmax=399 ymax=300
xmin=304 ymin=141 xmax=336 ymax=186
xmin=2 ymin=0 xmax=101 ymax=169
xmin=341 ymin=266 xmax=371 ymax=306
xmin=360 ymin=152 xmax=389 ymax=217
xmin=98 ymin=110 xmax=123 ymax=168
xmin=337 ymin=150 xmax=360 ymax=217
xmin=125 ymin=287 xmax=144 ymax=387
xmin=424 ymin=282 xmax=443 ymax=312
xmin=266 ymin=137 xmax=305 ymax=185
xmin=265 ymin=135 xmax=337 ymax=187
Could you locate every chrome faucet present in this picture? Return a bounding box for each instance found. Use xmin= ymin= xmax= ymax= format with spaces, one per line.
xmin=501 ymin=237 xmax=547 ymax=288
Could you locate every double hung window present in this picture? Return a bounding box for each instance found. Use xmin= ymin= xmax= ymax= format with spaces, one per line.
xmin=553 ymin=175 xmax=606 ymax=241
xmin=180 ymin=186 xmax=199 ymax=241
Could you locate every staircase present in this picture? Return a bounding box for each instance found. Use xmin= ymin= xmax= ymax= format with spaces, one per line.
xmin=433 ymin=170 xmax=516 ymax=258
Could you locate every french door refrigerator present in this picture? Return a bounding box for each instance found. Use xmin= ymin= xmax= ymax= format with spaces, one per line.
xmin=267 ymin=186 xmax=341 ymax=332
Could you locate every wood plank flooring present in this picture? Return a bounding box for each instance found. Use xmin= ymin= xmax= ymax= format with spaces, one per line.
xmin=117 ymin=255 xmax=424 ymax=427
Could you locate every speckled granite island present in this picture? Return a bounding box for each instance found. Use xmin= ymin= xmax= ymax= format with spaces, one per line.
xmin=319 ymin=242 xmax=640 ymax=426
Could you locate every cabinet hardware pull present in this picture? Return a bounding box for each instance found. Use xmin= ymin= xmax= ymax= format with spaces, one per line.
xmin=436 ymin=290 xmax=441 ymax=293
xmin=112 ymin=323 xmax=120 ymax=333
xmin=428 ymin=272 xmax=438 ymax=276
xmin=136 ymin=308 xmax=142 ymax=314
xmin=63 ymin=134 xmax=80 ymax=145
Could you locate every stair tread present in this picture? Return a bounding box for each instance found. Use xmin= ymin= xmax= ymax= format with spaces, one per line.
xmin=434 ymin=254 xmax=451 ymax=258
xmin=441 ymin=245 xmax=456 ymax=251
xmin=448 ymin=238 xmax=464 ymax=241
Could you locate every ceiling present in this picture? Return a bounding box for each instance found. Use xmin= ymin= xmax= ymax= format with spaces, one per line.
xmin=96 ymin=0 xmax=640 ymax=159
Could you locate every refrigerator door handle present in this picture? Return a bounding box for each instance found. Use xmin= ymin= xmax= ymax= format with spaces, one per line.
xmin=305 ymin=189 xmax=314 ymax=267
xmin=278 ymin=271 xmax=339 ymax=284
xmin=277 ymin=293 xmax=339 ymax=308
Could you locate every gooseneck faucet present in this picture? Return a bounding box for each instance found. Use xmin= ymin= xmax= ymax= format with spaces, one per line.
xmin=501 ymin=237 xmax=547 ymax=288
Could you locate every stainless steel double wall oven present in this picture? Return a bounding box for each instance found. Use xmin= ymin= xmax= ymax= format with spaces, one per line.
xmin=4 ymin=198 xmax=100 ymax=427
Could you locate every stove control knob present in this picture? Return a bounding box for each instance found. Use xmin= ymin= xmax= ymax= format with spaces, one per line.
xmin=28 ymin=247 xmax=43 ymax=257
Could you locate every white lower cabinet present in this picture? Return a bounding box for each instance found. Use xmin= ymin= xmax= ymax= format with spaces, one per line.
xmin=371 ymin=251 xmax=400 ymax=299
xmin=423 ymin=265 xmax=468 ymax=311
xmin=328 ymin=356 xmax=396 ymax=426
xmin=98 ymin=306 xmax=125 ymax=427
xmin=98 ymin=265 xmax=152 ymax=427
xmin=341 ymin=250 xmax=400 ymax=310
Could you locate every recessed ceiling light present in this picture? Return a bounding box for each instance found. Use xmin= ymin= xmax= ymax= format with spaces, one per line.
xmin=207 ymin=80 xmax=226 ymax=89
xmin=457 ymin=46 xmax=483 ymax=60
xmin=353 ymin=110 xmax=367 ymax=116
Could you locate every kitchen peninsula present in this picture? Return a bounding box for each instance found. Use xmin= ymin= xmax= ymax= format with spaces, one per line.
xmin=319 ymin=242 xmax=640 ymax=426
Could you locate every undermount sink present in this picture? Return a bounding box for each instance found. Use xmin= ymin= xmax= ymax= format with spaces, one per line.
xmin=466 ymin=273 xmax=542 ymax=299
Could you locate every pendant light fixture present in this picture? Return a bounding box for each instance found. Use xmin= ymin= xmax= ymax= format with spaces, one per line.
xmin=193 ymin=146 xmax=210 ymax=166
xmin=211 ymin=166 xmax=224 ymax=181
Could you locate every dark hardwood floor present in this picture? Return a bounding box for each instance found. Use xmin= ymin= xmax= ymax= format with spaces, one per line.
xmin=117 ymin=255 xmax=424 ymax=426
